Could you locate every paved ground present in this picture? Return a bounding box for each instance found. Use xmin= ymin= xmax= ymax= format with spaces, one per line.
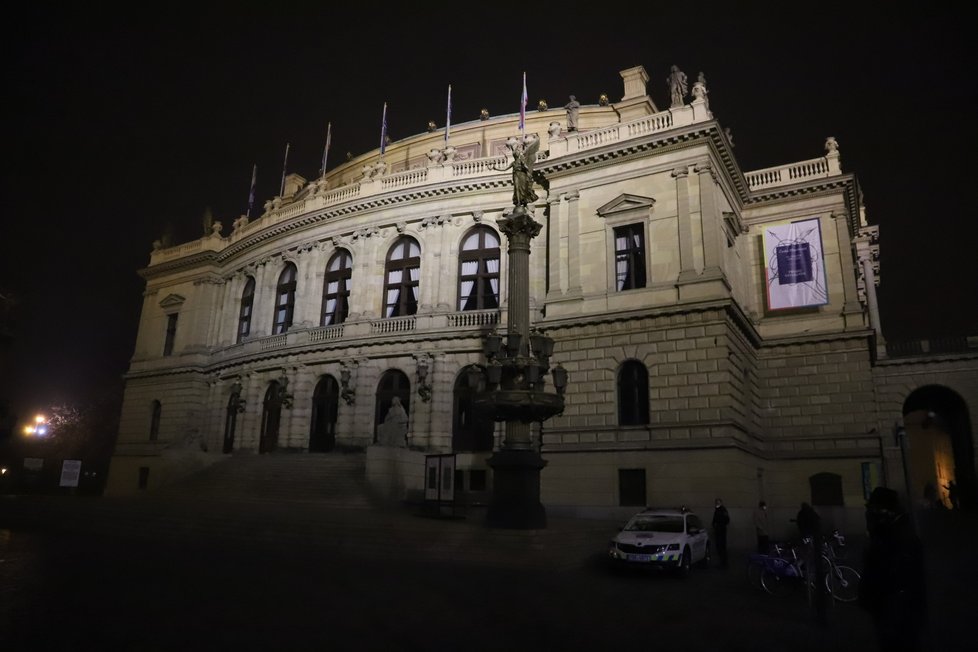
xmin=1 ymin=494 xmax=975 ymax=651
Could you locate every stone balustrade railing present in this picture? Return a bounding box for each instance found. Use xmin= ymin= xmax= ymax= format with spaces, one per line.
xmin=149 ymin=102 xmax=842 ymax=265
xmin=447 ymin=310 xmax=499 ymax=328
xmin=309 ymin=325 xmax=344 ymax=342
xmin=744 ymin=156 xmax=838 ymax=191
xmin=371 ymin=316 xmax=416 ymax=334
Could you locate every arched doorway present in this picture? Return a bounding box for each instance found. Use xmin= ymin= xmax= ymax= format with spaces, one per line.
xmin=260 ymin=381 xmax=282 ymax=453
xmin=452 ymin=373 xmax=493 ymax=452
xmin=223 ymin=391 xmax=240 ymax=454
xmin=903 ymin=385 xmax=975 ymax=511
xmin=310 ymin=375 xmax=339 ymax=452
xmin=375 ymin=370 xmax=410 ymax=444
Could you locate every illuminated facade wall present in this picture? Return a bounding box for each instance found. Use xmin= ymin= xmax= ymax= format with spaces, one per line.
xmin=107 ymin=65 xmax=970 ymax=541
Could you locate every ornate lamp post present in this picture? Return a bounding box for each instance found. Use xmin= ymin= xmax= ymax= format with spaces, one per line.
xmin=469 ymin=136 xmax=567 ymax=529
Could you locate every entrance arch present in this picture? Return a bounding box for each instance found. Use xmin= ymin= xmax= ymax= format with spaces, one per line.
xmin=260 ymin=381 xmax=283 ymax=453
xmin=903 ymin=385 xmax=975 ymax=511
xmin=310 ymin=375 xmax=339 ymax=452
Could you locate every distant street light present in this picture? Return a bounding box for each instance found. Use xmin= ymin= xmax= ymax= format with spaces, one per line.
xmin=24 ymin=414 xmax=49 ymax=437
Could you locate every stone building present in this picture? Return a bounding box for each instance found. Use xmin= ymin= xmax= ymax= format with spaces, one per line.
xmin=107 ymin=65 xmax=976 ymax=543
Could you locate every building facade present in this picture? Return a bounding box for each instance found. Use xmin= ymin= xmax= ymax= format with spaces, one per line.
xmin=108 ymin=66 xmax=976 ymax=543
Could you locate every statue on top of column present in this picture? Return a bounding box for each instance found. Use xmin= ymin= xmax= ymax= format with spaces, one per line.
xmin=496 ymin=135 xmax=549 ymax=211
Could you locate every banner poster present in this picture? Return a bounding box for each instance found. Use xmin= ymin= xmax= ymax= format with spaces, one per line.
xmin=763 ymin=217 xmax=829 ymax=310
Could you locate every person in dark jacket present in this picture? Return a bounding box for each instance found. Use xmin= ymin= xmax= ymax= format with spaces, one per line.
xmin=712 ymin=498 xmax=730 ymax=568
xmin=796 ymin=502 xmax=821 ymax=541
xmin=859 ymin=487 xmax=926 ymax=652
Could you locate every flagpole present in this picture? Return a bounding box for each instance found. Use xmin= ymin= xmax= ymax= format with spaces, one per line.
xmin=445 ymin=84 xmax=452 ymax=146
xmin=320 ymin=122 xmax=332 ymax=177
xmin=279 ymin=142 xmax=290 ymax=196
xmin=380 ymin=102 xmax=388 ymax=159
xmin=247 ymin=164 xmax=257 ymax=218
xmin=520 ymin=72 xmax=527 ymax=138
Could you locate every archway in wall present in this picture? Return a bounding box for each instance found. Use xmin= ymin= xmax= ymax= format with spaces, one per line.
xmin=903 ymin=385 xmax=975 ymax=511
xmin=223 ymin=393 xmax=238 ymax=454
xmin=452 ymin=373 xmax=494 ymax=452
xmin=310 ymin=375 xmax=339 ymax=452
xmin=260 ymin=381 xmax=282 ymax=454
xmin=374 ymin=370 xmax=410 ymax=444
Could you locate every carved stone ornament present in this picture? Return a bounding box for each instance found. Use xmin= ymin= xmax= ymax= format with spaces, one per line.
xmin=498 ymin=208 xmax=543 ymax=239
xmin=825 ymin=136 xmax=839 ymax=153
xmin=548 ymin=122 xmax=562 ymax=139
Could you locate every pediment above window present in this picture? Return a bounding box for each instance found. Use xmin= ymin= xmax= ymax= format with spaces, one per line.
xmin=159 ymin=294 xmax=186 ymax=311
xmin=596 ymin=194 xmax=656 ymax=218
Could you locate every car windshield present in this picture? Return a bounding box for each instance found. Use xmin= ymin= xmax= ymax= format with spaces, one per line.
xmin=624 ymin=515 xmax=684 ymax=533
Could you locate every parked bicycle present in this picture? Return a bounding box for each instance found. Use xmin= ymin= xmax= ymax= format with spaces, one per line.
xmin=747 ymin=530 xmax=860 ymax=603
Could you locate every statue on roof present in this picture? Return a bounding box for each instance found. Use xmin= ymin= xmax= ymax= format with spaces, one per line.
xmin=668 ymin=65 xmax=688 ymax=108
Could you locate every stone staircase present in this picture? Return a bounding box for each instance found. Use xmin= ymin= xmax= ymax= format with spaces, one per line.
xmin=1 ymin=452 xmax=618 ymax=571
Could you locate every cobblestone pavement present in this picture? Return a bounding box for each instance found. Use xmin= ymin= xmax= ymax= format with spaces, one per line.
xmin=1 ymin=496 xmax=975 ymax=651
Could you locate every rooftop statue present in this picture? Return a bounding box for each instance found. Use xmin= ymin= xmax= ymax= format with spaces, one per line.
xmin=668 ymin=65 xmax=688 ymax=108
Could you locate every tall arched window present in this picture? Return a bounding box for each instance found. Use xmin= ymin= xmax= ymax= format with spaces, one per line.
xmin=272 ymin=264 xmax=297 ymax=334
xmin=374 ymin=369 xmax=411 ymax=442
xmin=260 ymin=381 xmax=282 ymax=453
xmin=617 ymin=360 xmax=649 ymax=426
xmin=149 ymin=400 xmax=161 ymax=441
xmin=458 ymin=227 xmax=500 ymax=311
xmin=322 ymin=250 xmax=352 ymax=326
xmin=237 ymin=277 xmax=255 ymax=343
xmin=453 ymin=373 xmax=494 ymax=451
xmin=384 ymin=237 xmax=420 ymax=317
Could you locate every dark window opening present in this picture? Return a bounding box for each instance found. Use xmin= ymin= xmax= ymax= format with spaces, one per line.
xmin=618 ymin=360 xmax=650 ymax=426
xmin=237 ymin=277 xmax=255 ymax=342
xmin=619 ymin=468 xmax=647 ymax=506
xmin=138 ymin=466 xmax=150 ymax=490
xmin=469 ymin=469 xmax=488 ymax=492
xmin=273 ymin=264 xmax=297 ymax=334
xmin=384 ymin=238 xmax=420 ymax=317
xmin=149 ymin=400 xmax=161 ymax=441
xmin=163 ymin=314 xmax=178 ymax=356
xmin=810 ymin=472 xmax=844 ymax=506
xmin=614 ymin=223 xmax=646 ymax=291
xmin=322 ymin=250 xmax=352 ymax=326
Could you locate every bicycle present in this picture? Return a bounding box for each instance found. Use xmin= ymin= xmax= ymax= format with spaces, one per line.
xmin=748 ymin=530 xmax=860 ymax=603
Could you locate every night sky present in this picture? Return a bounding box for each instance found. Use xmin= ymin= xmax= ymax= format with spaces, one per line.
xmin=2 ymin=5 xmax=976 ymax=421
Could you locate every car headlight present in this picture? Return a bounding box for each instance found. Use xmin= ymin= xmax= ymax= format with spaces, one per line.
xmin=608 ymin=541 xmax=622 ymax=558
xmin=667 ymin=543 xmax=680 ymax=551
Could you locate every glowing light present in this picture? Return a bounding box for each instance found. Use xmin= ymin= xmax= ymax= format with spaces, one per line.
xmin=35 ymin=415 xmax=46 ymax=423
xmin=24 ymin=425 xmax=35 ymax=435
xmin=0 ymin=467 xmax=7 ymax=475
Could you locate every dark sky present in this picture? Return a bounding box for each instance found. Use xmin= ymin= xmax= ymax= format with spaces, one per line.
xmin=2 ymin=5 xmax=976 ymax=419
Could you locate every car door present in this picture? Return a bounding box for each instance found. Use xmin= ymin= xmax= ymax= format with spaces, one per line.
xmin=687 ymin=515 xmax=708 ymax=561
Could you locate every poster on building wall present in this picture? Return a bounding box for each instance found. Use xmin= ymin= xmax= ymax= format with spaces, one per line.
xmin=763 ymin=217 xmax=829 ymax=311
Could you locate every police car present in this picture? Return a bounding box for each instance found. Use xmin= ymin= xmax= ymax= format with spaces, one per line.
xmin=607 ymin=507 xmax=711 ymax=576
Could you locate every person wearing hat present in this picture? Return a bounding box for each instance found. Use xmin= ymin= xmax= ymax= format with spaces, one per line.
xmin=859 ymin=487 xmax=926 ymax=651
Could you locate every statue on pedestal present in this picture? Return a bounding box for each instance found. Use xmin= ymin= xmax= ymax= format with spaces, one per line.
xmin=667 ymin=65 xmax=688 ymax=108
xmin=495 ymin=135 xmax=548 ymax=209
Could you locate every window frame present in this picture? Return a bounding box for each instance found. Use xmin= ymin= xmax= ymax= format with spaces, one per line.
xmin=272 ymin=263 xmax=298 ymax=335
xmin=321 ymin=249 xmax=352 ymax=326
xmin=613 ymin=223 xmax=647 ymax=291
xmin=457 ymin=226 xmax=501 ymax=312
xmin=383 ymin=237 xmax=421 ymax=318
xmin=237 ymin=276 xmax=256 ymax=343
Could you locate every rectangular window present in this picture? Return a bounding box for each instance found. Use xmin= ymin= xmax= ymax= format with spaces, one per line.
xmin=618 ymin=468 xmax=647 ymax=506
xmin=613 ymin=224 xmax=646 ymax=291
xmin=163 ymin=314 xmax=178 ymax=356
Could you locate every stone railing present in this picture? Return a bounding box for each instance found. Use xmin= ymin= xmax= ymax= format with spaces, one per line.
xmin=745 ymin=156 xmax=839 ymax=191
xmin=447 ymin=310 xmax=500 ymax=328
xmin=381 ymin=167 xmax=428 ymax=191
xmin=371 ymin=316 xmax=416 ymax=334
xmin=259 ymin=334 xmax=288 ymax=351
xmin=309 ymin=325 xmax=345 ymax=342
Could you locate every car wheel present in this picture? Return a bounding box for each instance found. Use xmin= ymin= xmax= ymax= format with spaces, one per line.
xmin=678 ymin=547 xmax=692 ymax=577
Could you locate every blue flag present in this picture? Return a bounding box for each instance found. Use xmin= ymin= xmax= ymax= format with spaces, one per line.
xmin=279 ymin=142 xmax=290 ymax=196
xmin=321 ymin=122 xmax=332 ymax=177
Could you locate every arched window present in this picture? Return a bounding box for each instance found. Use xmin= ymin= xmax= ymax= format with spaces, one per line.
xmin=322 ymin=250 xmax=352 ymax=326
xmin=223 ymin=387 xmax=242 ymax=454
xmin=458 ymin=227 xmax=501 ymax=311
xmin=149 ymin=400 xmax=161 ymax=441
xmin=453 ymin=373 xmax=494 ymax=451
xmin=237 ymin=277 xmax=255 ymax=343
xmin=374 ymin=370 xmax=411 ymax=442
xmin=617 ymin=360 xmax=649 ymax=426
xmin=384 ymin=237 xmax=420 ymax=317
xmin=310 ymin=375 xmax=340 ymax=452
xmin=272 ymin=264 xmax=297 ymax=334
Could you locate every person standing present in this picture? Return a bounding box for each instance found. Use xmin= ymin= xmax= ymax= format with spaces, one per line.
xmin=712 ymin=498 xmax=730 ymax=568
xmin=859 ymin=487 xmax=926 ymax=651
xmin=796 ymin=502 xmax=821 ymax=541
xmin=753 ymin=500 xmax=769 ymax=553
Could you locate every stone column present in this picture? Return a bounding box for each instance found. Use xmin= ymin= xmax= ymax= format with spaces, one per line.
xmin=834 ymin=212 xmax=866 ymax=330
xmin=673 ymin=167 xmax=697 ymax=282
xmin=437 ymin=217 xmax=453 ymax=312
xmin=293 ymin=247 xmax=319 ymax=328
xmin=694 ymin=162 xmax=722 ymax=276
xmin=565 ymin=191 xmax=582 ymax=297
xmin=546 ymin=195 xmax=563 ymax=300
xmin=251 ymin=259 xmax=274 ymax=337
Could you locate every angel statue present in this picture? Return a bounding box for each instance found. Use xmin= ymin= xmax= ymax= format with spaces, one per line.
xmin=496 ymin=135 xmax=548 ymax=209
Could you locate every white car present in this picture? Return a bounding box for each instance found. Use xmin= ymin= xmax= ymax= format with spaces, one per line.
xmin=607 ymin=508 xmax=711 ymax=575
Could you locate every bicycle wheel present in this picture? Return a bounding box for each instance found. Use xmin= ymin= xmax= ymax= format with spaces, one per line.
xmin=747 ymin=560 xmax=764 ymax=590
xmin=825 ymin=565 xmax=860 ymax=602
xmin=760 ymin=568 xmax=793 ymax=597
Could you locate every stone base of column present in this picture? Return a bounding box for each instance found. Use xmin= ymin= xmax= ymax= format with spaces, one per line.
xmin=486 ymin=449 xmax=548 ymax=529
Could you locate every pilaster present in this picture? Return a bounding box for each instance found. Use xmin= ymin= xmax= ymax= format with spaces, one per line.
xmin=673 ymin=167 xmax=697 ymax=283
xmin=565 ymin=191 xmax=583 ymax=297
